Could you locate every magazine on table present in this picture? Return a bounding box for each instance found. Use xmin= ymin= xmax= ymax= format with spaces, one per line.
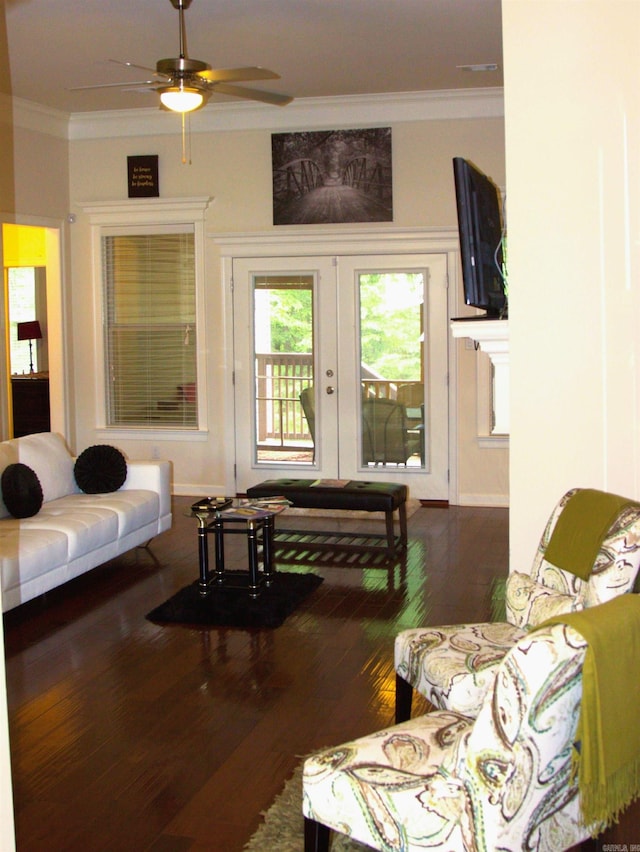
xmin=221 ymin=498 xmax=290 ymax=519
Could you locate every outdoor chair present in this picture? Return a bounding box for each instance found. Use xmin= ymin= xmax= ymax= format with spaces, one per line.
xmin=361 ymin=397 xmax=421 ymax=466
xmin=299 ymin=386 xmax=316 ymax=460
xmin=395 ymin=488 xmax=640 ymax=720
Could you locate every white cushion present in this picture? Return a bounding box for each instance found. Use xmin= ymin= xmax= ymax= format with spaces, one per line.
xmin=52 ymin=491 xmax=160 ymax=537
xmin=14 ymin=433 xmax=76 ymax=503
xmin=4 ymin=503 xmax=119 ymax=560
xmin=0 ymin=527 xmax=69 ymax=592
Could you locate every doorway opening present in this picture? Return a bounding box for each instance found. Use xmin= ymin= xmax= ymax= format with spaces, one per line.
xmin=2 ymin=223 xmax=60 ymax=439
xmin=8 ymin=266 xmax=47 ymax=376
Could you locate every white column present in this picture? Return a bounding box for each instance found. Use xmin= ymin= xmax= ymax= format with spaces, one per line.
xmin=451 ymin=319 xmax=509 ymax=434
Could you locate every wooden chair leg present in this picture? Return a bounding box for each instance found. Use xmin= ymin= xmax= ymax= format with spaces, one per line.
xmin=398 ymin=501 xmax=408 ymax=547
xmin=395 ymin=672 xmax=413 ymax=723
xmin=304 ymin=816 xmax=331 ymax=852
xmin=385 ymin=509 xmax=396 ymax=554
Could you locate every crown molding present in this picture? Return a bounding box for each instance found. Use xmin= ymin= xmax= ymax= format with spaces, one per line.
xmin=11 ymin=88 xmax=503 ymax=141
xmin=11 ymin=96 xmax=70 ymax=139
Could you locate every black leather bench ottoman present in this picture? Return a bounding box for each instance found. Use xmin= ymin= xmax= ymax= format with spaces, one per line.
xmin=246 ymin=479 xmax=408 ymax=557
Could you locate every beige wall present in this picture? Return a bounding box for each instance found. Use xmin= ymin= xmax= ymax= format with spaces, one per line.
xmin=66 ymin=108 xmax=508 ymax=500
xmin=7 ymin=113 xmax=72 ymax=444
xmin=11 ymin=124 xmax=69 ymax=221
xmin=504 ymin=0 xmax=640 ymax=568
xmin=457 ymin=349 xmax=510 ymax=505
xmin=69 ymin=117 xmax=506 ymax=230
xmin=0 ymin=2 xmax=12 ymax=215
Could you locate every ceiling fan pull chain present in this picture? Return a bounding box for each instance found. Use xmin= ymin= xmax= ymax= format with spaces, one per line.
xmin=181 ymin=112 xmax=192 ymax=165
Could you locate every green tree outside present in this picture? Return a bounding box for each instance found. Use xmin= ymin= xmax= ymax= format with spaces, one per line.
xmin=262 ymin=272 xmax=423 ymax=381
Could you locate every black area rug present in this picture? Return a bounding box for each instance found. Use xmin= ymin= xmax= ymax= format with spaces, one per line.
xmin=146 ymin=571 xmax=323 ymax=629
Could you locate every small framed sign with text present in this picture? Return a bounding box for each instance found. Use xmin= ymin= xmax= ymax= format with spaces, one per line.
xmin=128 ymin=155 xmax=159 ymax=198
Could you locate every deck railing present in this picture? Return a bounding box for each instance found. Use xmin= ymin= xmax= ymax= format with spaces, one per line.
xmin=255 ymin=352 xmax=420 ymax=448
xmin=256 ymin=353 xmax=314 ymax=447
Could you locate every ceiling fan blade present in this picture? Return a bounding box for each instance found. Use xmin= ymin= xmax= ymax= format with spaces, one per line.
xmin=110 ymin=59 xmax=170 ymax=80
xmin=69 ymin=80 xmax=156 ymax=91
xmin=121 ymin=85 xmax=161 ymax=94
xmin=212 ymin=83 xmax=293 ymax=106
xmin=198 ymin=66 xmax=280 ymax=84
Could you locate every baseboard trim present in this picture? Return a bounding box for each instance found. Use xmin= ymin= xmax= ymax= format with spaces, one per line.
xmin=457 ymin=493 xmax=509 ymax=508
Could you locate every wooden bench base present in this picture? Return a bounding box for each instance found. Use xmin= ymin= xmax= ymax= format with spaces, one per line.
xmin=246 ymin=479 xmax=408 ymax=557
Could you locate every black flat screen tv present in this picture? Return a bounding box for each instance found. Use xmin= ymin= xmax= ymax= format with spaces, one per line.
xmin=453 ymin=157 xmax=506 ymax=318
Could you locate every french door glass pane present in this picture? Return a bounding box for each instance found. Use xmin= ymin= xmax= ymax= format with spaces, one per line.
xmin=253 ymin=275 xmax=315 ymax=464
xmin=359 ymin=272 xmax=425 ymax=469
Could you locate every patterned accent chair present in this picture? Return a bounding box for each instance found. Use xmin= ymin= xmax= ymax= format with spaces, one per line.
xmin=395 ymin=488 xmax=640 ymax=719
xmin=303 ymin=623 xmax=595 ymax=851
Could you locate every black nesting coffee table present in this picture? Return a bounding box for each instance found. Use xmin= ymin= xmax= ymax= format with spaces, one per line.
xmin=188 ymin=497 xmax=287 ymax=599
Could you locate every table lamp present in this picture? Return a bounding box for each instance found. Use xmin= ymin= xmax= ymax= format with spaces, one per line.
xmin=17 ymin=320 xmax=43 ymax=374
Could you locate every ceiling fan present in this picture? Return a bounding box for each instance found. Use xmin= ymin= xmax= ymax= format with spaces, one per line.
xmin=72 ymin=0 xmax=293 ymax=113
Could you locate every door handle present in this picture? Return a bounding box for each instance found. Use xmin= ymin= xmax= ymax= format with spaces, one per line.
xmin=326 ymin=386 xmax=335 ymax=395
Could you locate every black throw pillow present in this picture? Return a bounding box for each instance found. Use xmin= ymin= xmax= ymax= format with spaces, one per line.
xmin=74 ymin=445 xmax=127 ymax=494
xmin=1 ymin=463 xmax=43 ymax=518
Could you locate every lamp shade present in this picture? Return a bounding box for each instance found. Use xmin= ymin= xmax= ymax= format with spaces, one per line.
xmin=17 ymin=320 xmax=42 ymax=341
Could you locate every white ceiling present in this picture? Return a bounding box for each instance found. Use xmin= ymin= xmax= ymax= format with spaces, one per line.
xmin=5 ymin=0 xmax=503 ymax=115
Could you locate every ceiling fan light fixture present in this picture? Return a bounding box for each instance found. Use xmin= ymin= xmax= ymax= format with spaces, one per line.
xmin=159 ymin=83 xmax=207 ymax=112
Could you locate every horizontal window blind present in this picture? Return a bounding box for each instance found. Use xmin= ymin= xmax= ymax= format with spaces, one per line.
xmin=102 ymin=231 xmax=197 ymax=428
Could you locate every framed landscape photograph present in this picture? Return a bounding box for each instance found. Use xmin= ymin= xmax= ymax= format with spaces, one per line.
xmin=272 ymin=128 xmax=393 ymax=225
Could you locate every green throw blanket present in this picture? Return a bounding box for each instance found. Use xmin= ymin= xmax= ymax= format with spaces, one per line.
xmin=545 ymin=489 xmax=637 ymax=580
xmin=542 ymin=595 xmax=640 ymax=830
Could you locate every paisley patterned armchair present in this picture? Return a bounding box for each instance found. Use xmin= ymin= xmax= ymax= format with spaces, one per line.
xmin=394 ymin=488 xmax=640 ymax=719
xmin=303 ymin=623 xmax=595 ymax=851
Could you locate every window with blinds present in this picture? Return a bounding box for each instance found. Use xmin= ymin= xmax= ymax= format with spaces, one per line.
xmin=102 ymin=230 xmax=197 ymax=428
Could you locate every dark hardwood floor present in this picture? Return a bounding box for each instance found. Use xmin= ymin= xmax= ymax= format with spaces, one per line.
xmin=3 ymin=498 xmax=637 ymax=850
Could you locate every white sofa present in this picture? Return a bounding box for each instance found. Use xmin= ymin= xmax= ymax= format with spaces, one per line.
xmin=0 ymin=432 xmax=172 ymax=612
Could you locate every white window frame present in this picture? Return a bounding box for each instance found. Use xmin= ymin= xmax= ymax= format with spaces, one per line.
xmin=81 ymin=197 xmax=211 ymax=439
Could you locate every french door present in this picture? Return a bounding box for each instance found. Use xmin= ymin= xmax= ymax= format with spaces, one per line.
xmin=232 ymin=253 xmax=449 ymax=500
